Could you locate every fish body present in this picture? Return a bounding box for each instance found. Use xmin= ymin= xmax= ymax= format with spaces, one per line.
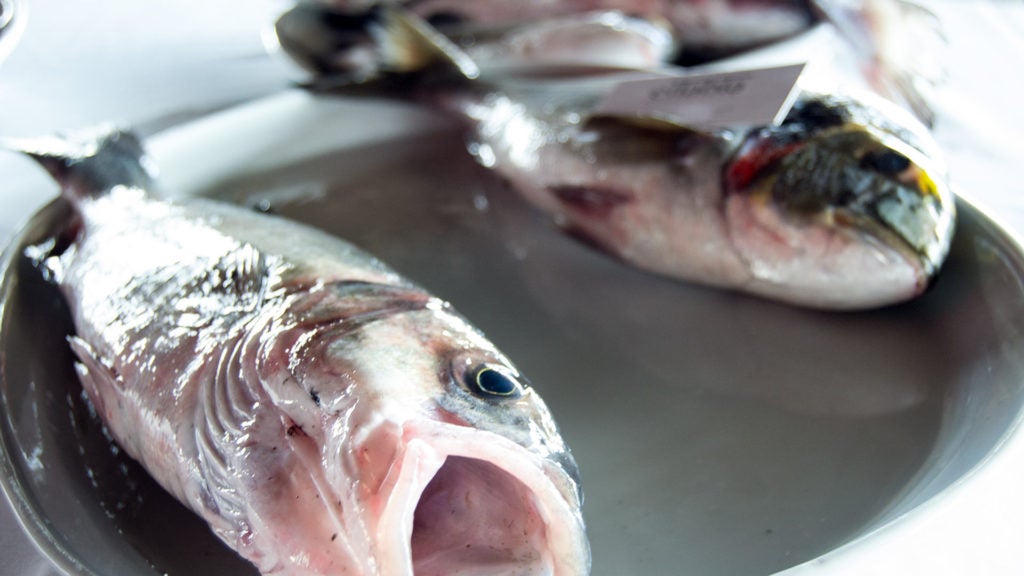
xmin=280 ymin=8 xmax=956 ymax=309
xmin=281 ymin=0 xmax=942 ymax=122
xmin=322 ymin=0 xmax=818 ymax=63
xmin=21 ymin=130 xmax=589 ymax=575
xmin=438 ymin=74 xmax=954 ymax=309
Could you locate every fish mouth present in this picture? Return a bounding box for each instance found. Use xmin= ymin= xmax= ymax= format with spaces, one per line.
xmin=411 ymin=456 xmax=549 ymax=574
xmin=375 ymin=425 xmax=589 ymax=576
xmin=722 ymin=114 xmax=956 ymax=307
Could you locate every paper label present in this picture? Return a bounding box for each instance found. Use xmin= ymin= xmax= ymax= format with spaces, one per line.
xmin=594 ymin=64 xmax=806 ymax=129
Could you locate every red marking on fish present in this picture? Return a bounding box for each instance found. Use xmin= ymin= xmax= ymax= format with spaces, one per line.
xmin=548 ymin=184 xmax=635 ymax=218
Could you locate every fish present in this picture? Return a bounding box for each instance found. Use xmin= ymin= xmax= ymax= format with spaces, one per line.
xmin=279 ymin=8 xmax=956 ymax=310
xmin=274 ymin=3 xmax=677 ymax=80
xmin=275 ymin=0 xmax=944 ymax=123
xmin=307 ymin=0 xmax=818 ymax=65
xmin=13 ymin=128 xmax=590 ymax=576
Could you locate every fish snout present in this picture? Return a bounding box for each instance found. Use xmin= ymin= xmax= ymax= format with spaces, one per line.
xmin=727 ymin=123 xmax=955 ymax=275
xmin=722 ymin=121 xmax=955 ymax=308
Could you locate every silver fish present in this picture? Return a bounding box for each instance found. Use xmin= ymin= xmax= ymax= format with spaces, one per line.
xmin=279 ymin=9 xmax=956 ymax=310
xmin=274 ymin=3 xmax=677 ymax=81
xmin=312 ymin=0 xmax=817 ymax=63
xmin=276 ymin=0 xmax=943 ymax=123
xmin=16 ymin=129 xmax=590 ymax=576
xmin=455 ymin=81 xmax=955 ymax=309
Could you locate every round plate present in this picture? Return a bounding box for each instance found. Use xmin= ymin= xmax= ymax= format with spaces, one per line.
xmin=2 ymin=93 xmax=1024 ymax=576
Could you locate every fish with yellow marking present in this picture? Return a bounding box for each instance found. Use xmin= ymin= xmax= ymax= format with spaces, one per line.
xmin=277 ymin=7 xmax=956 ymax=309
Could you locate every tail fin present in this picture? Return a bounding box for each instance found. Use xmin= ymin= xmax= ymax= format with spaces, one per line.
xmin=2 ymin=126 xmax=155 ymax=201
xmin=274 ymin=3 xmax=479 ymax=88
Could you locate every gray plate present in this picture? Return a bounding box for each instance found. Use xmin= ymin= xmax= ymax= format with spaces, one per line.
xmin=2 ymin=107 xmax=1023 ymax=576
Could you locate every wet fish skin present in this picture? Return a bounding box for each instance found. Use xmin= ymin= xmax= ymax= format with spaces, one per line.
xmin=324 ymin=0 xmax=817 ymax=62
xmin=20 ymin=128 xmax=590 ymax=576
xmin=277 ymin=7 xmax=956 ymax=309
xmin=442 ymin=76 xmax=955 ymax=309
xmin=282 ymin=0 xmax=942 ymax=123
xmin=275 ymin=3 xmax=677 ymax=81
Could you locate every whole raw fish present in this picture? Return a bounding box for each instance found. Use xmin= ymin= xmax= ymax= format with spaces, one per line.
xmin=276 ymin=0 xmax=943 ymax=123
xmin=450 ymin=81 xmax=955 ymax=309
xmin=17 ymin=129 xmax=590 ymax=576
xmin=279 ymin=9 xmax=956 ymax=310
xmin=312 ymin=0 xmax=816 ymax=64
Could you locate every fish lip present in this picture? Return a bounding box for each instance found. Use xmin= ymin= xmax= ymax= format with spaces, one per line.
xmin=374 ymin=421 xmax=589 ymax=575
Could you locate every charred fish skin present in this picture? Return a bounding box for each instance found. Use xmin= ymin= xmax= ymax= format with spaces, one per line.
xmin=20 ymin=129 xmax=590 ymax=576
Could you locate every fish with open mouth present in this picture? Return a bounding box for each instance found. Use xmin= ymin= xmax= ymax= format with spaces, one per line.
xmin=14 ymin=128 xmax=590 ymax=576
xmin=277 ymin=8 xmax=956 ymax=310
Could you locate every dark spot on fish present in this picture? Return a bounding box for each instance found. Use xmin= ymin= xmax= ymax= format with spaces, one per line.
xmin=286 ymin=424 xmax=305 ymax=438
xmin=785 ymin=98 xmax=848 ymax=132
xmin=423 ymin=11 xmax=465 ymax=28
xmin=331 ymin=533 xmax=338 ymax=541
xmin=548 ymin=184 xmax=634 ymax=218
xmin=310 ymin=389 xmax=321 ymax=406
xmin=860 ymin=149 xmax=911 ymax=175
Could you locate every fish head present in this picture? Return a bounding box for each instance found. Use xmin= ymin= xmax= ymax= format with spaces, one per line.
xmin=722 ymin=93 xmax=955 ymax=308
xmin=260 ymin=281 xmax=588 ymax=574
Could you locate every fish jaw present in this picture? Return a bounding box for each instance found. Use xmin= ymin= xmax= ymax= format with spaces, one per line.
xmin=724 ymin=190 xmax=926 ymax=308
xmin=722 ymin=95 xmax=956 ymax=308
xmin=247 ymin=283 xmax=590 ymax=576
xmin=371 ymin=421 xmax=590 ymax=576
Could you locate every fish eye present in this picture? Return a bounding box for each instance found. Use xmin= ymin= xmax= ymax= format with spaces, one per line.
xmin=463 ymin=364 xmax=526 ymax=399
xmin=860 ymin=149 xmax=911 ymax=175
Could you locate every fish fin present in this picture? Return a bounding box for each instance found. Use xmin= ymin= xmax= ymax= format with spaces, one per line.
xmin=276 ymin=3 xmax=478 ymax=89
xmin=2 ymin=126 xmax=156 ymax=201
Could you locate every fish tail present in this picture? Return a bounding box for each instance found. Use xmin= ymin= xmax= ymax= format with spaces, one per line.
xmin=2 ymin=125 xmax=155 ymax=202
xmin=276 ymin=3 xmax=479 ymax=91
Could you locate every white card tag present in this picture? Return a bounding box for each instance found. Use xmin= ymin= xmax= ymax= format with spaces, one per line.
xmin=594 ymin=63 xmax=806 ymax=129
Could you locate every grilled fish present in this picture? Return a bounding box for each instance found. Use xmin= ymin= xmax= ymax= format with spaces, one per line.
xmin=17 ymin=128 xmax=590 ymax=576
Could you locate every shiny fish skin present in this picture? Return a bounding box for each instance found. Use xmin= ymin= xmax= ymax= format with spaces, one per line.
xmin=325 ymin=0 xmax=817 ymax=62
xmin=284 ymin=7 xmax=956 ymax=309
xmin=439 ymin=77 xmax=955 ymax=309
xmin=21 ymin=129 xmax=590 ymax=576
xmin=280 ymin=0 xmax=942 ymax=123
